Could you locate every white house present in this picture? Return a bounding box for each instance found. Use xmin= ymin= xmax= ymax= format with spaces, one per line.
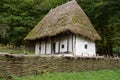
xmin=24 ymin=0 xmax=101 ymax=56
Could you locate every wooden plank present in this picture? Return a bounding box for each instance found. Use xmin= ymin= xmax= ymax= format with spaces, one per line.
xmin=72 ymin=34 xmax=73 ymax=52
xmin=45 ymin=41 xmax=47 ymax=54
xmin=67 ymin=35 xmax=69 ymax=52
xmin=58 ymin=38 xmax=60 ymax=53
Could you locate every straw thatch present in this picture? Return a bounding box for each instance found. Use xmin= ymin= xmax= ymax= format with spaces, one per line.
xmin=24 ymin=0 xmax=101 ymax=41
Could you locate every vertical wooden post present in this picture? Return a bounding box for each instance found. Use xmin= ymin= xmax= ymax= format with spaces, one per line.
xmin=58 ymin=38 xmax=60 ymax=53
xmin=72 ymin=34 xmax=73 ymax=52
xmin=67 ymin=34 xmax=69 ymax=53
xmin=74 ymin=35 xmax=76 ymax=55
xmin=50 ymin=37 xmax=52 ymax=54
xmin=39 ymin=42 xmax=41 ymax=54
xmin=45 ymin=41 xmax=47 ymax=54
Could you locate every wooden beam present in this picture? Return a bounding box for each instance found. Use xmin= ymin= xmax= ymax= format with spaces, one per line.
xmin=74 ymin=35 xmax=76 ymax=56
xmin=67 ymin=35 xmax=69 ymax=52
xmin=39 ymin=42 xmax=41 ymax=54
xmin=51 ymin=39 xmax=53 ymax=54
xmin=45 ymin=41 xmax=47 ymax=54
xmin=72 ymin=34 xmax=73 ymax=52
xmin=75 ymin=35 xmax=76 ymax=44
xmin=58 ymin=38 xmax=60 ymax=53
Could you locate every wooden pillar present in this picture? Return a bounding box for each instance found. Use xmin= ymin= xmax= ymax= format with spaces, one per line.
xmin=67 ymin=35 xmax=69 ymax=53
xmin=72 ymin=34 xmax=73 ymax=52
xmin=74 ymin=35 xmax=76 ymax=55
xmin=58 ymin=38 xmax=60 ymax=53
xmin=75 ymin=35 xmax=76 ymax=43
xmin=45 ymin=41 xmax=47 ymax=54
xmin=39 ymin=42 xmax=41 ymax=54
xmin=35 ymin=42 xmax=39 ymax=55
xmin=51 ymin=38 xmax=53 ymax=54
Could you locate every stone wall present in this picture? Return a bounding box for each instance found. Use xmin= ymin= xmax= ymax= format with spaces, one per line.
xmin=0 ymin=54 xmax=120 ymax=78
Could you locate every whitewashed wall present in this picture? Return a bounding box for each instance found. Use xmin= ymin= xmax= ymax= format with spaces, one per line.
xmin=60 ymin=37 xmax=67 ymax=53
xmin=68 ymin=35 xmax=72 ymax=52
xmin=55 ymin=41 xmax=59 ymax=53
xmin=41 ymin=41 xmax=45 ymax=54
xmin=73 ymin=35 xmax=76 ymax=53
xmin=75 ymin=35 xmax=96 ymax=56
xmin=54 ymin=35 xmax=74 ymax=53
xmin=46 ymin=41 xmax=51 ymax=54
xmin=35 ymin=42 xmax=39 ymax=55
xmin=56 ymin=35 xmax=76 ymax=53
xmin=35 ymin=34 xmax=96 ymax=56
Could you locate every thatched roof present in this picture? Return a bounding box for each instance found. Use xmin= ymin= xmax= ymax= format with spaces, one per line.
xmin=24 ymin=0 xmax=101 ymax=41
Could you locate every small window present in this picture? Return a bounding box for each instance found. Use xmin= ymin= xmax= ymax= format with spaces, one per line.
xmin=62 ymin=44 xmax=64 ymax=48
xmin=85 ymin=44 xmax=87 ymax=49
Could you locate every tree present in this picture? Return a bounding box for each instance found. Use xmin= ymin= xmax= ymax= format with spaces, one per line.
xmin=0 ymin=24 xmax=9 ymax=38
xmin=89 ymin=0 xmax=120 ymax=56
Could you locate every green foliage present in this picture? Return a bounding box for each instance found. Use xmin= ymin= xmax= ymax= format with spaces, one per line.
xmin=0 ymin=0 xmax=40 ymax=45
xmin=0 ymin=0 xmax=68 ymax=46
xmin=82 ymin=0 xmax=120 ymax=55
xmin=1 ymin=69 xmax=120 ymax=80
xmin=109 ymin=12 xmax=120 ymax=48
xmin=113 ymin=47 xmax=120 ymax=54
xmin=0 ymin=24 xmax=9 ymax=38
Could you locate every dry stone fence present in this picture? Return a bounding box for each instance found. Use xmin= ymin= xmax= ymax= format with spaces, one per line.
xmin=0 ymin=54 xmax=120 ymax=78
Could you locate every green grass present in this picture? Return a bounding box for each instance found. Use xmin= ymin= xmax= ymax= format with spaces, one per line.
xmin=1 ymin=69 xmax=120 ymax=80
xmin=0 ymin=47 xmax=33 ymax=54
xmin=0 ymin=45 xmax=25 ymax=54
xmin=0 ymin=48 xmax=25 ymax=54
xmin=0 ymin=49 xmax=33 ymax=54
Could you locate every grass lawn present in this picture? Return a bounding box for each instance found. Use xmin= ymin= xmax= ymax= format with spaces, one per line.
xmin=1 ymin=69 xmax=120 ymax=80
xmin=0 ymin=46 xmax=33 ymax=54
xmin=0 ymin=48 xmax=24 ymax=54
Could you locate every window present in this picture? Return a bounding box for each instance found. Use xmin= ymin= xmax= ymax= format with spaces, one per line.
xmin=62 ymin=44 xmax=64 ymax=48
xmin=85 ymin=44 xmax=87 ymax=49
